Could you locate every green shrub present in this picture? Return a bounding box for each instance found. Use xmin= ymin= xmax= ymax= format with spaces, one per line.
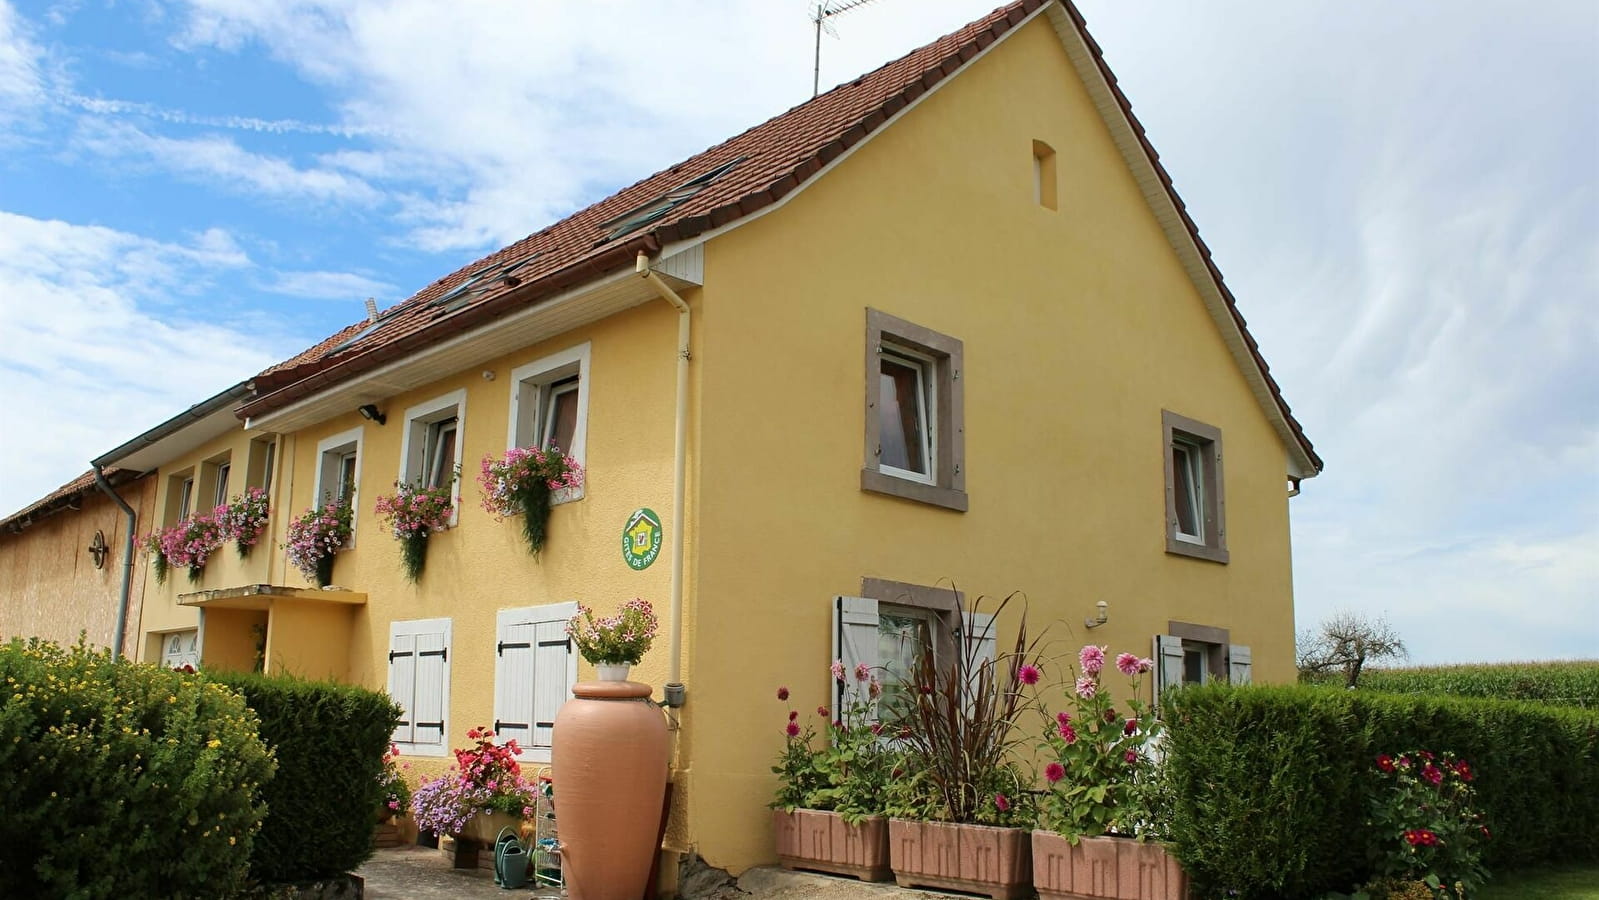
xmin=0 ymin=638 xmax=274 ymax=898
xmin=209 ymin=670 xmax=401 ymax=884
xmin=1344 ymin=661 xmax=1599 ymax=708
xmin=1162 ymin=684 xmax=1599 ymax=899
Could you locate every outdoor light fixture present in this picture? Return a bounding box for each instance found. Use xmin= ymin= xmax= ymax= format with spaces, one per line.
xmin=358 ymin=404 xmax=387 ymax=426
xmin=1084 ymin=600 xmax=1109 ymax=630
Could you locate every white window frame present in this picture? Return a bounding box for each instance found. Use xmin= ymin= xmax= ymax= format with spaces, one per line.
xmin=314 ymin=427 xmax=364 ymax=546
xmin=388 ymin=617 xmax=453 ymax=757
xmin=398 ymin=389 xmax=467 ymax=526
xmin=213 ymin=461 xmax=232 ymax=508
xmin=178 ymin=476 xmax=195 ymax=521
xmin=493 ymin=601 xmax=579 ymax=763
xmin=507 ymin=342 xmax=590 ymax=504
xmin=877 ymin=343 xmax=938 ymax=486
xmin=1170 ymin=438 xmax=1204 ymax=544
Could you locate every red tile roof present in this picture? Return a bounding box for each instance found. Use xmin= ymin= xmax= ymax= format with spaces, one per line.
xmin=242 ymin=0 xmax=1320 ymax=472
xmin=1 ymin=468 xmax=141 ymax=534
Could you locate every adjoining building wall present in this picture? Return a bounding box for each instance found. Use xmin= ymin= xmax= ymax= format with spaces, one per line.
xmin=684 ymin=15 xmax=1298 ymax=872
xmin=0 ymin=473 xmax=155 ymax=657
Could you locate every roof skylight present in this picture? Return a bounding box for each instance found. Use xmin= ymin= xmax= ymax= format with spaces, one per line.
xmin=600 ymin=156 xmax=747 ymax=241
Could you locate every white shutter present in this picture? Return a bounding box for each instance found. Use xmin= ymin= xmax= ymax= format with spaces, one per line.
xmin=1154 ymin=634 xmax=1185 ymax=713
xmin=387 ymin=632 xmax=417 ymax=744
xmin=493 ymin=621 xmax=536 ymax=748
xmin=531 ymin=621 xmax=572 ymax=750
xmin=1229 ymin=644 xmax=1252 ymax=685
xmin=962 ymin=612 xmax=998 ymax=712
xmin=833 ymin=596 xmax=880 ymax=714
xmin=412 ymin=629 xmax=449 ymax=747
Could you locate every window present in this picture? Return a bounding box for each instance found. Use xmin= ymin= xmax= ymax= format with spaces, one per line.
xmin=247 ymin=437 xmax=277 ymax=492
xmin=833 ymin=580 xmax=993 ymax=722
xmin=1153 ymin=622 xmax=1250 ymax=710
xmin=493 ymin=602 xmax=578 ymax=763
xmin=178 ymin=477 xmax=195 ymax=521
xmin=1162 ymin=410 xmax=1227 ymax=563
xmin=862 ymin=310 xmax=966 ymax=512
xmin=315 ymin=427 xmax=364 ymax=543
xmin=1032 ymin=139 xmax=1057 ymax=210
xmin=161 ymin=630 xmax=199 ymax=670
xmin=388 ymin=618 xmax=452 ymax=755
xmin=213 ymin=462 xmax=231 ymax=507
xmin=400 ymin=391 xmax=466 ymax=522
xmin=509 ymin=343 xmax=590 ymax=501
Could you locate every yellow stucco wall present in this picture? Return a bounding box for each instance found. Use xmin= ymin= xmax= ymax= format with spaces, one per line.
xmin=267 ymin=598 xmax=355 ymax=681
xmin=0 ymin=474 xmax=155 ymax=658
xmin=684 ymin=16 xmax=1298 ymax=872
xmin=201 ymin=607 xmax=267 ymax=673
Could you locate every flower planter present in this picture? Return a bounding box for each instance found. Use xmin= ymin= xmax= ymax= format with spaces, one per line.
xmin=456 ymin=809 xmax=521 ymax=845
xmin=773 ymin=809 xmax=890 ymax=882
xmin=1031 ymin=831 xmax=1188 ymax=900
xmin=888 ymin=819 xmax=1032 ymax=900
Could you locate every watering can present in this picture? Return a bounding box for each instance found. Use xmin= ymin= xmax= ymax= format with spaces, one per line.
xmin=493 ymin=826 xmax=530 ymax=889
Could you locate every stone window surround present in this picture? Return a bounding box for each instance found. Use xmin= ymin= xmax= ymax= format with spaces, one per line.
xmin=861 ymin=577 xmax=965 ymax=665
xmin=861 ymin=308 xmax=967 ymax=512
xmin=1162 ymin=409 xmax=1228 ymax=564
xmin=1168 ymin=619 xmax=1230 ymax=682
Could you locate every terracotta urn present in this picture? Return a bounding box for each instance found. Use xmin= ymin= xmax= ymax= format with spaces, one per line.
xmin=552 ymin=679 xmax=669 ymax=900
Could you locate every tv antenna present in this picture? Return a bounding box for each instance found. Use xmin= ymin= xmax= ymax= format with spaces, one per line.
xmin=811 ymin=0 xmax=882 ymax=97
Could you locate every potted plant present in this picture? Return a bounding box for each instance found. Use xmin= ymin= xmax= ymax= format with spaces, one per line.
xmin=283 ymin=496 xmax=353 ymax=588
xmin=1356 ymin=750 xmax=1489 ymax=900
xmin=161 ymin=512 xmax=226 ymax=584
xmin=770 ymin=666 xmax=897 ymax=881
xmin=140 ymin=531 xmax=170 ymax=585
xmin=885 ymin=593 xmax=1044 ymax=900
xmin=376 ymin=742 xmax=411 ymax=824
xmin=373 ymin=478 xmax=455 ymax=582
xmin=1032 ymin=645 xmax=1184 ymax=900
xmin=565 ymin=599 xmax=658 ymax=681
xmin=217 ymin=486 xmax=271 ymax=559
xmin=409 ymin=727 xmax=536 ymax=865
xmin=478 ymin=446 xmax=584 ymax=556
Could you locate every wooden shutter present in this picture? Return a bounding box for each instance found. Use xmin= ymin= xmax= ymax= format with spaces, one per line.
xmin=1154 ymin=634 xmax=1185 ymax=713
xmin=962 ymin=612 xmax=997 ymax=669
xmin=493 ymin=621 xmax=536 ymax=748
xmin=832 ymin=596 xmax=879 ymax=714
xmin=387 ymin=632 xmax=417 ymax=744
xmin=412 ymin=629 xmax=448 ymax=747
xmin=531 ymin=621 xmax=572 ymax=750
xmin=1229 ymin=644 xmax=1252 ymax=685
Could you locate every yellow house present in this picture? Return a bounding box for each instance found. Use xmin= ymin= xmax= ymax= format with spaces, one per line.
xmin=95 ymin=0 xmax=1322 ymax=882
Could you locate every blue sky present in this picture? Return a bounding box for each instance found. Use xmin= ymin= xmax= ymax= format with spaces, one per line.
xmin=1 ymin=1 xmax=1594 ymax=663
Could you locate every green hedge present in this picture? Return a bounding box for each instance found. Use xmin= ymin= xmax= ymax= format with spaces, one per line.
xmin=1347 ymin=661 xmax=1599 ymax=708
xmin=0 ymin=639 xmax=275 ymax=898
xmin=210 ymin=671 xmax=401 ymax=884
xmin=1162 ymin=684 xmax=1599 ymax=899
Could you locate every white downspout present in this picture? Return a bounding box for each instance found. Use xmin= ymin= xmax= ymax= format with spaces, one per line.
xmin=637 ymin=252 xmax=690 ymax=707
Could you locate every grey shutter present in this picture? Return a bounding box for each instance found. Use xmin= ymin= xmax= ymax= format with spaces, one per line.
xmin=962 ymin=611 xmax=998 ymax=714
xmin=493 ymin=621 xmax=536 ymax=748
xmin=387 ymin=632 xmax=416 ymax=744
xmin=833 ymin=596 xmax=879 ymax=715
xmin=1229 ymin=644 xmax=1252 ymax=685
xmin=412 ymin=630 xmax=448 ymax=747
xmin=1154 ymin=634 xmax=1185 ymax=713
xmin=531 ymin=621 xmax=572 ymax=750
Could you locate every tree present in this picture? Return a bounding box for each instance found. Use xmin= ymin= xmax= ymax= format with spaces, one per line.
xmin=1296 ymin=611 xmax=1407 ymax=688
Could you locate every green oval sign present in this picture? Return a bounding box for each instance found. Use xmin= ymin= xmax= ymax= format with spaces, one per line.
xmin=622 ymin=507 xmax=663 ymax=570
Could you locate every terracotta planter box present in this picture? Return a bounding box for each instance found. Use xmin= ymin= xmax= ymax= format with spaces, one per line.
xmin=1031 ymin=830 xmax=1188 ymax=900
xmin=888 ymin=819 xmax=1032 ymax=900
xmin=772 ymin=809 xmax=891 ymax=881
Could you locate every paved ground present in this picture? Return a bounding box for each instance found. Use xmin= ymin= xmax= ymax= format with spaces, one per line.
xmin=358 ymin=846 xmax=563 ymax=899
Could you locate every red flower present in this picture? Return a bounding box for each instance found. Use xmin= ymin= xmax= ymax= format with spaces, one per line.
xmin=1056 ymin=711 xmax=1072 ymax=726
xmin=1376 ymin=754 xmax=1395 ymax=773
xmin=788 ymin=710 xmax=798 ymax=722
xmin=1454 ymin=760 xmax=1474 ymax=782
xmin=784 ymin=722 xmax=800 ymax=738
xmin=1044 ymin=762 xmax=1066 ymax=783
xmin=1481 ymin=826 xmax=1491 ymax=840
xmin=817 ymin=706 xmax=829 ymax=718
xmin=1124 ymin=718 xmax=1138 ymax=736
xmin=776 ymin=686 xmax=789 ymax=701
xmin=1422 ymin=764 xmax=1443 ymax=786
xmin=1104 ymin=708 xmax=1118 ymax=723
xmin=1124 ymin=750 xmax=1138 ymax=764
xmin=993 ymin=794 xmax=1010 ymax=813
xmin=1017 ymin=664 xmax=1041 ymax=685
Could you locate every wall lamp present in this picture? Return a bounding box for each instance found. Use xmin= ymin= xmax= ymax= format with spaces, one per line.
xmin=358 ymin=404 xmax=387 ymax=426
xmin=1084 ymin=600 xmax=1109 ymax=630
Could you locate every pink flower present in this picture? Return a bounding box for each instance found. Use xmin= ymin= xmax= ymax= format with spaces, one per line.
xmin=855 ymin=662 xmax=871 ymax=682
xmin=1044 ymin=762 xmax=1065 ymax=783
xmin=1058 ymin=722 xmax=1078 ymax=744
xmin=1124 ymin=750 xmax=1138 ymax=764
xmin=993 ymin=794 xmax=1010 ymax=813
xmin=1018 ymin=664 xmax=1041 ymax=685
xmin=788 ymin=710 xmax=798 ymax=722
xmin=1056 ymin=711 xmax=1072 ymax=726
xmin=1116 ymin=652 xmax=1142 ymax=677
xmin=1136 ymin=657 xmax=1153 ymax=674
xmin=868 ymin=678 xmax=882 ymax=699
xmin=785 ymin=722 xmax=800 ymax=737
xmin=817 ymin=706 xmax=829 ymax=718
xmin=1422 ymin=764 xmax=1443 ymax=786
xmin=1074 ymin=677 xmax=1098 ymax=700
xmin=777 ymin=686 xmax=790 ymax=701
xmin=1079 ymin=645 xmax=1106 ymax=675
xmin=831 ymin=660 xmax=846 ymax=682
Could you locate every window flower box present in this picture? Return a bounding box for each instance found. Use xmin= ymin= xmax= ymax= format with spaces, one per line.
xmin=1031 ymin=831 xmax=1187 ymax=900
xmin=773 ymin=809 xmax=890 ymax=882
xmin=888 ymin=819 xmax=1032 ymax=900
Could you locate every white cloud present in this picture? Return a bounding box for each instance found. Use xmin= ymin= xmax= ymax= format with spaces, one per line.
xmin=0 ymin=0 xmax=44 ymax=121
xmin=71 ymin=120 xmax=383 ymax=205
xmin=0 ymin=212 xmax=304 ymax=516
xmin=264 ymin=269 xmax=396 ymax=301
